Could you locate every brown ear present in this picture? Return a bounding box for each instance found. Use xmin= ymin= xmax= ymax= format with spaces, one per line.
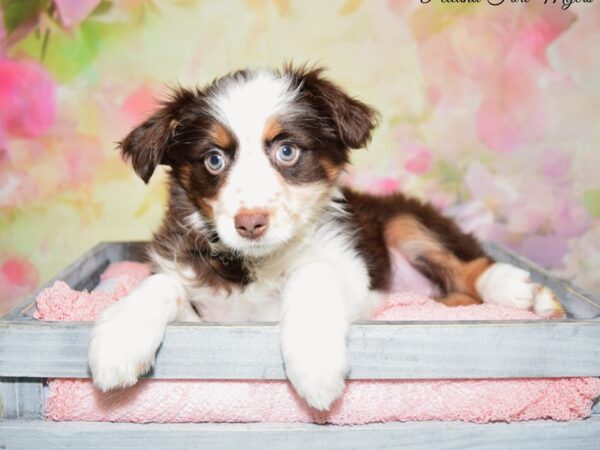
xmin=293 ymin=66 xmax=379 ymax=149
xmin=119 ymin=88 xmax=196 ymax=183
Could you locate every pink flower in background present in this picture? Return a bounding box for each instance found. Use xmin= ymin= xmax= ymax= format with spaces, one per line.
xmin=0 ymin=58 xmax=56 ymax=140
xmin=59 ymin=135 xmax=103 ymax=188
xmin=520 ymin=235 xmax=569 ymax=269
xmin=412 ymin=7 xmax=573 ymax=154
xmin=0 ymin=254 xmax=39 ymax=315
xmin=121 ymin=86 xmax=160 ymax=126
xmin=541 ymin=149 xmax=571 ymax=181
xmin=341 ymin=170 xmax=403 ymax=196
xmin=365 ymin=177 xmax=401 ymax=195
xmin=403 ymin=146 xmax=432 ymax=174
xmin=452 ymin=161 xmax=591 ymax=269
xmin=475 ymin=60 xmax=545 ymax=153
xmin=518 ymin=13 xmax=575 ymax=65
xmin=387 ymin=0 xmax=410 ymax=16
xmin=53 ymin=0 xmax=101 ymax=28
xmin=475 ymin=11 xmax=574 ymax=153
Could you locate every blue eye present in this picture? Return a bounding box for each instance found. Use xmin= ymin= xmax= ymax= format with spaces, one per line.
xmin=275 ymin=145 xmax=300 ymax=165
xmin=204 ymin=150 xmax=226 ymax=174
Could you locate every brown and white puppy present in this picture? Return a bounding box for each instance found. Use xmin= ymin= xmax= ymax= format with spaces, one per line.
xmin=89 ymin=65 xmax=564 ymax=411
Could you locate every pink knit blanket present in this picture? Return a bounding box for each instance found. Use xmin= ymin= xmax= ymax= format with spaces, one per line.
xmin=36 ymin=262 xmax=600 ymax=424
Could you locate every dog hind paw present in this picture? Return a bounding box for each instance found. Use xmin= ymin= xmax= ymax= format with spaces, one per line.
xmin=477 ymin=263 xmax=565 ymax=318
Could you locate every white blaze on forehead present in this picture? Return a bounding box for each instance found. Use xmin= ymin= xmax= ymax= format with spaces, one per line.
xmin=209 ymin=71 xmax=300 ymax=212
xmin=209 ymin=70 xmax=298 ymax=145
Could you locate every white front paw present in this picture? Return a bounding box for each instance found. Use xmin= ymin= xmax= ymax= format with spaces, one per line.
xmin=88 ymin=303 xmax=163 ymax=391
xmin=283 ymin=344 xmax=349 ymax=411
xmin=477 ymin=263 xmax=565 ymax=317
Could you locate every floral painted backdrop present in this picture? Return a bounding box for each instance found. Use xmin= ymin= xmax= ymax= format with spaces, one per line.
xmin=1 ymin=0 xmax=599 ymax=313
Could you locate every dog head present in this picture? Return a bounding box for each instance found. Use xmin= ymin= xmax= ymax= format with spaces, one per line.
xmin=120 ymin=65 xmax=378 ymax=258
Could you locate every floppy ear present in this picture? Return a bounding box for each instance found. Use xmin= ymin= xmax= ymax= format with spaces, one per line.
xmin=119 ymin=88 xmax=196 ymax=183
xmin=296 ymin=66 xmax=379 ymax=149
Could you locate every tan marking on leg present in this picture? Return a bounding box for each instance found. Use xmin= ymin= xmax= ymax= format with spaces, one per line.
xmin=438 ymin=293 xmax=482 ymax=307
xmin=384 ymin=216 xmax=442 ymax=258
xmin=384 ymin=216 xmax=493 ymax=303
xmin=460 ymin=257 xmax=493 ymax=297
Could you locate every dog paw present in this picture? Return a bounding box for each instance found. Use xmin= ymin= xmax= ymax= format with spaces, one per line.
xmin=532 ymin=285 xmax=566 ymax=319
xmin=88 ymin=303 xmax=163 ymax=391
xmin=283 ymin=344 xmax=349 ymax=411
xmin=286 ymin=362 xmax=347 ymax=411
xmin=477 ymin=263 xmax=565 ymax=317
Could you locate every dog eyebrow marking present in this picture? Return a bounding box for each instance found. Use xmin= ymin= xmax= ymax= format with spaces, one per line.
xmin=209 ymin=123 xmax=236 ymax=150
xmin=263 ymin=117 xmax=284 ymax=144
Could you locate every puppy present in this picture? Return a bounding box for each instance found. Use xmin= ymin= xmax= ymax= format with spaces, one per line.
xmin=89 ymin=65 xmax=564 ymax=411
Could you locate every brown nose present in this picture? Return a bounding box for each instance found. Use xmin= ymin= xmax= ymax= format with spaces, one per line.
xmin=234 ymin=211 xmax=269 ymax=239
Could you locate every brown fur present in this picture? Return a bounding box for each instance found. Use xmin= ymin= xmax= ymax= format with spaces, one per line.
xmin=341 ymin=188 xmax=493 ymax=299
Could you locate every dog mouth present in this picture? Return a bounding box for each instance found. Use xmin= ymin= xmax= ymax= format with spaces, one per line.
xmin=205 ymin=227 xmax=275 ymax=256
xmin=232 ymin=238 xmax=281 ymax=257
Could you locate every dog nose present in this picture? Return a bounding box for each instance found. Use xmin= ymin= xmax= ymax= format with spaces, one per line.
xmin=234 ymin=211 xmax=269 ymax=239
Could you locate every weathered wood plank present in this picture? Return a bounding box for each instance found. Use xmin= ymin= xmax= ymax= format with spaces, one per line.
xmin=103 ymin=240 xmax=148 ymax=264
xmin=1 ymin=320 xmax=599 ymax=379
xmin=2 ymin=418 xmax=600 ymax=450
xmin=0 ymin=377 xmax=44 ymax=419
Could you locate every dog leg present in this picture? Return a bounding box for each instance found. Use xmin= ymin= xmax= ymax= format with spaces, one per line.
xmin=88 ymin=273 xmax=188 ymax=391
xmin=384 ymin=216 xmax=565 ymax=317
xmin=280 ymin=262 xmax=351 ymax=411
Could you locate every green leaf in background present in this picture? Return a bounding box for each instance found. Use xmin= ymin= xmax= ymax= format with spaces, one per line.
xmin=14 ymin=19 xmax=127 ymax=82
xmin=582 ymin=189 xmax=600 ymax=218
xmin=0 ymin=0 xmax=46 ymax=33
xmin=90 ymin=0 xmax=112 ymax=17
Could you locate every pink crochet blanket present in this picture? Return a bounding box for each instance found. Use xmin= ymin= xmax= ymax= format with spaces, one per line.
xmin=36 ymin=262 xmax=600 ymax=424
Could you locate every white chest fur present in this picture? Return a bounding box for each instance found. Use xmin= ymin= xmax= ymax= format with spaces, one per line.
xmin=150 ymin=216 xmax=379 ymax=323
xmin=187 ymin=269 xmax=285 ymax=322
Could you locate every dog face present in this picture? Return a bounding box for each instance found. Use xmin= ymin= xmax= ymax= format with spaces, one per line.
xmin=120 ymin=66 xmax=377 ymax=257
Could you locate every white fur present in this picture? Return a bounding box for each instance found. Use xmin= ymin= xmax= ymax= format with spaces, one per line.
xmin=476 ymin=263 xmax=565 ymax=318
xmin=184 ymin=211 xmax=207 ymax=234
xmin=88 ymin=274 xmax=190 ymax=391
xmin=279 ymin=218 xmax=376 ymax=410
xmin=476 ymin=263 xmax=536 ymax=310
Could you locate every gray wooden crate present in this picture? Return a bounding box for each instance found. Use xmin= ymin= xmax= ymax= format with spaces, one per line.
xmin=1 ymin=241 xmax=599 ymax=449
